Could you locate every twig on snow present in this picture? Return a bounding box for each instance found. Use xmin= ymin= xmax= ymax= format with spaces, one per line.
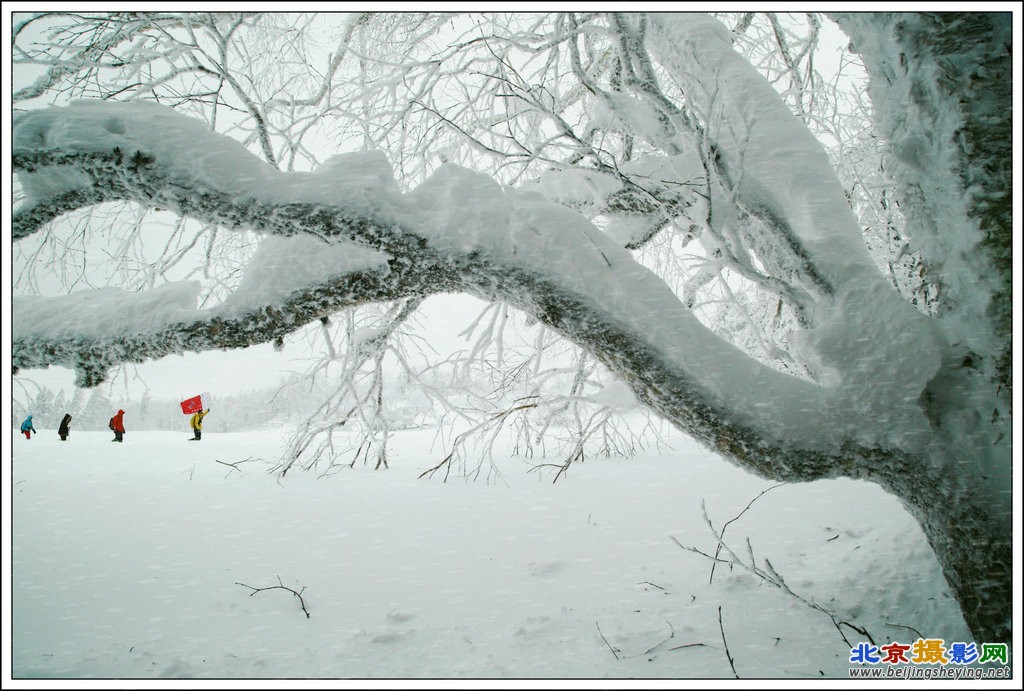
xmin=638 ymin=580 xmax=667 ymax=591
xmin=216 ymin=456 xmax=258 ymax=477
xmin=595 ymin=621 xmax=621 ymax=660
xmin=671 ymin=487 xmax=880 ymax=650
xmin=669 ymin=641 xmax=715 ymax=652
xmin=718 ymin=606 xmax=739 ymax=678
xmin=236 ymin=575 xmax=311 ymax=618
xmin=708 ymin=483 xmax=784 ymax=583
xmin=641 ymin=620 xmax=676 ymax=656
xmin=884 ymin=621 xmax=925 ymax=640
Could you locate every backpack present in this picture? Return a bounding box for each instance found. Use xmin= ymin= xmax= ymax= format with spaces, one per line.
xmin=108 ymin=416 xmax=116 ymax=431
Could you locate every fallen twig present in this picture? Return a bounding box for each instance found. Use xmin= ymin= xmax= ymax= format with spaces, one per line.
xmin=595 ymin=621 xmax=621 ymax=660
xmin=718 ymin=606 xmax=739 ymax=678
xmin=669 ymin=641 xmax=715 ymax=652
xmin=216 ymin=456 xmax=260 ymax=478
xmin=670 ymin=535 xmax=732 ymax=565
xmin=672 ymin=488 xmax=880 ymax=650
xmin=641 ymin=621 xmax=676 ymax=656
xmin=884 ymin=621 xmax=925 ymax=640
xmin=236 ymin=576 xmax=311 ymax=618
xmin=216 ymin=456 xmax=257 ymax=471
xmin=638 ymin=580 xmax=667 ymax=591
xmin=708 ymin=484 xmax=784 ymax=584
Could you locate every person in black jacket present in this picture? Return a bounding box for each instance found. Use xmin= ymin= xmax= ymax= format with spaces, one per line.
xmin=58 ymin=413 xmax=72 ymax=441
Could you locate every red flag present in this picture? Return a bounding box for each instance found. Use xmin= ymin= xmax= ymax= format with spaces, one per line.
xmin=180 ymin=395 xmax=203 ymax=415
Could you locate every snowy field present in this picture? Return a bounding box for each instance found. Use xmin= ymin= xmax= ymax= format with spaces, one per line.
xmin=10 ymin=424 xmax=980 ymax=682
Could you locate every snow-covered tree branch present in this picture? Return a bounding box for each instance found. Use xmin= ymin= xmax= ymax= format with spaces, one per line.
xmin=12 ymin=99 xmax=837 ymax=468
xmin=10 ymin=11 xmax=1012 ymax=644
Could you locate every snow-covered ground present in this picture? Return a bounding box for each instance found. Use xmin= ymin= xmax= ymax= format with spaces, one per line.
xmin=9 ymin=423 xmax=1000 ymax=683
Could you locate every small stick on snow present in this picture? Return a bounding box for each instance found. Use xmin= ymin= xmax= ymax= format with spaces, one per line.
xmin=718 ymin=606 xmax=739 ymax=678
xmin=236 ymin=576 xmax=311 ymax=619
xmin=595 ymin=621 xmax=621 ymax=660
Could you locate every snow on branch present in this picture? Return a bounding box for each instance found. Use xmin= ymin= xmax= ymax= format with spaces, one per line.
xmin=12 ymin=100 xmax=921 ymax=476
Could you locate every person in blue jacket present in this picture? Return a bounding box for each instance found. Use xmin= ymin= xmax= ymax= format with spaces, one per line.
xmin=21 ymin=415 xmax=37 ymax=439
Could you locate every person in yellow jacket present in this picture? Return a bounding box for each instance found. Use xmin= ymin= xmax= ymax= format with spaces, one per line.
xmin=189 ymin=409 xmax=210 ymax=441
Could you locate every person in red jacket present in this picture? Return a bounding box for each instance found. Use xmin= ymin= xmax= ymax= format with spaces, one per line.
xmin=110 ymin=409 xmax=126 ymax=442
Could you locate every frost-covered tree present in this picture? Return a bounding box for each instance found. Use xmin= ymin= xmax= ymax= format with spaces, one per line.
xmin=9 ymin=12 xmax=1013 ymax=643
xmin=77 ymin=388 xmax=115 ymax=431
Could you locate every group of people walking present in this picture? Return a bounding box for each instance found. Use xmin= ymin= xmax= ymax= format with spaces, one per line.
xmin=19 ymin=407 xmax=209 ymax=442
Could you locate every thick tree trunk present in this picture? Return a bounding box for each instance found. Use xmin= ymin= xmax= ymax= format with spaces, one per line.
xmin=831 ymin=12 xmax=1013 ymax=645
xmin=878 ymin=451 xmax=1013 ymax=645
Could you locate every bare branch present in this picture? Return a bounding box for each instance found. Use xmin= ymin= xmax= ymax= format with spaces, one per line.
xmin=236 ymin=576 xmax=311 ymax=619
xmin=595 ymin=621 xmax=621 ymax=660
xmin=718 ymin=606 xmax=739 ymax=678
